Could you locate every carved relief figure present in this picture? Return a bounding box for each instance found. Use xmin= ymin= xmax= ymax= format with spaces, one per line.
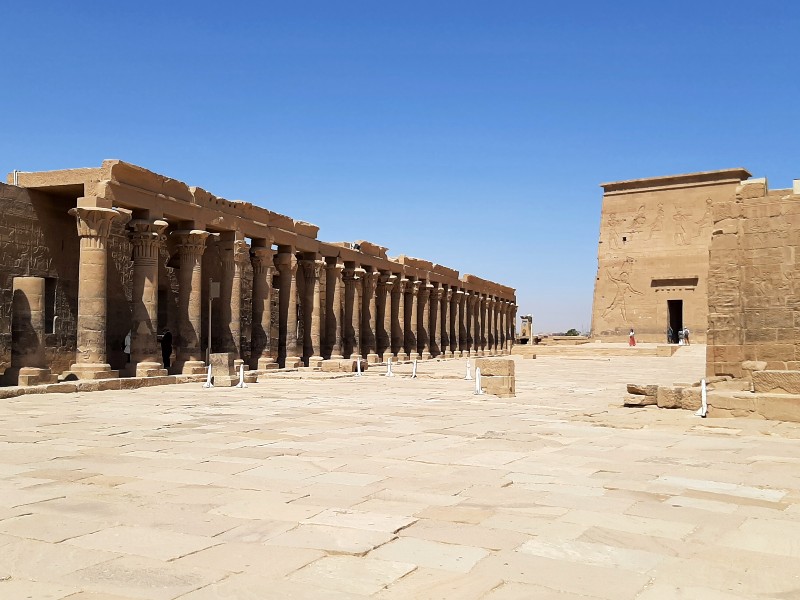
xmin=692 ymin=198 xmax=714 ymax=240
xmin=672 ymin=209 xmax=690 ymax=246
xmin=607 ymin=214 xmax=625 ymax=249
xmin=601 ymin=260 xmax=642 ymax=322
xmin=647 ymin=204 xmax=664 ymax=240
xmin=631 ymin=205 xmax=647 ymax=231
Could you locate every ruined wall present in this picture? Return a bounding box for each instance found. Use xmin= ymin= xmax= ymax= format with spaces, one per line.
xmin=591 ymin=171 xmax=749 ymax=342
xmin=0 ymin=183 xmax=79 ymax=375
xmin=707 ymin=180 xmax=800 ymax=378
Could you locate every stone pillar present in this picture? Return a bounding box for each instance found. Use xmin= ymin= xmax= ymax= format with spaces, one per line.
xmin=420 ymin=281 xmax=432 ymax=360
xmin=69 ymin=202 xmax=120 ymax=379
xmin=343 ymin=267 xmax=362 ymax=360
xmin=250 ymin=245 xmax=277 ymax=370
xmin=364 ymin=270 xmax=380 ymax=363
xmin=6 ymin=277 xmax=56 ymax=386
xmin=464 ymin=292 xmax=473 ymax=357
xmin=395 ymin=277 xmax=408 ymax=361
xmin=219 ymin=237 xmax=249 ymax=363
xmin=172 ymin=230 xmax=209 ymax=374
xmin=276 ymin=251 xmax=302 ymax=368
xmin=501 ymin=302 xmax=508 ymax=354
xmin=486 ymin=297 xmax=494 ymax=354
xmin=442 ymin=287 xmax=452 ymax=359
xmin=453 ymin=289 xmax=463 ymax=358
xmin=327 ymin=262 xmax=345 ymax=360
xmin=128 ymin=219 xmax=169 ymax=377
xmin=409 ymin=279 xmax=420 ymax=361
xmin=379 ymin=273 xmax=396 ymax=362
xmin=475 ymin=294 xmax=484 ymax=356
xmin=307 ymin=259 xmax=325 ymax=366
xmin=432 ymin=284 xmax=443 ymax=357
xmin=492 ymin=298 xmax=500 ymax=354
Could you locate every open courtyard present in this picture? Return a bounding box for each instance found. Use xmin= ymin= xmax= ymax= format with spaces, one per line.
xmin=2 ymin=347 xmax=800 ymax=599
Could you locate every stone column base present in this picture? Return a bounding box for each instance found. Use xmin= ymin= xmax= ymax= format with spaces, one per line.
xmin=396 ymin=351 xmax=408 ymax=362
xmin=453 ymin=351 xmax=462 ymax=358
xmin=284 ymin=356 xmax=303 ymax=369
xmin=367 ymin=353 xmax=380 ymax=364
xmin=135 ymin=362 xmax=168 ymax=378
xmin=444 ymin=351 xmax=453 ymax=359
xmin=214 ymin=375 xmax=238 ymax=387
xmin=308 ymin=356 xmax=324 ymax=368
xmin=69 ymin=363 xmax=119 ymax=380
xmin=381 ymin=351 xmax=394 ymax=363
xmin=328 ymin=354 xmax=345 ymax=361
xmin=257 ymin=357 xmax=279 ymax=371
xmin=17 ymin=367 xmax=58 ymax=387
xmin=409 ymin=352 xmax=420 ymax=361
xmin=421 ymin=351 xmax=432 ymax=360
xmin=178 ymin=360 xmax=207 ymax=375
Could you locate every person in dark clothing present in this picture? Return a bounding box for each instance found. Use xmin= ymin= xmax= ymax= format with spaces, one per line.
xmin=160 ymin=328 xmax=173 ymax=369
xmin=667 ymin=326 xmax=673 ymax=344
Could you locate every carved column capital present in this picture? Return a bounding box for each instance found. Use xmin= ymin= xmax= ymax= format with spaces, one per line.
xmin=362 ymin=270 xmax=380 ymax=294
xmin=69 ymin=206 xmax=120 ymax=242
xmin=275 ymin=251 xmax=298 ymax=276
xmin=395 ymin=277 xmax=409 ymax=294
xmin=171 ymin=229 xmax=210 ymax=257
xmin=128 ymin=219 xmax=168 ymax=261
xmin=250 ymin=246 xmax=275 ymax=275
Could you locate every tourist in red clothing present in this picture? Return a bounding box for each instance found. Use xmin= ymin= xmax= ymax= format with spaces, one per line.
xmin=629 ymin=328 xmax=636 ymax=346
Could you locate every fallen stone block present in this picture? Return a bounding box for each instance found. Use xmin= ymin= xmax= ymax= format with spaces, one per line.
xmin=623 ymin=394 xmax=656 ymax=407
xmin=706 ymin=391 xmax=757 ymax=418
xmin=321 ymin=360 xmax=344 ymax=373
xmin=680 ymin=387 xmax=702 ymax=411
xmin=0 ymin=387 xmax=24 ymax=399
xmin=752 ymin=370 xmax=800 ymax=394
xmin=475 ymin=358 xmax=514 ymax=377
xmin=481 ymin=375 xmax=515 ymax=398
xmin=626 ymin=383 xmax=658 ymax=396
xmin=753 ymin=394 xmax=800 ymax=422
xmin=44 ymin=382 xmax=78 ymax=394
xmin=656 ymin=386 xmax=683 ymax=409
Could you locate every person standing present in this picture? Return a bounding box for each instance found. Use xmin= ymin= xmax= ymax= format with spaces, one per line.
xmin=124 ymin=331 xmax=131 ymax=364
xmin=629 ymin=328 xmax=636 ymax=347
xmin=678 ymin=328 xmax=685 ymax=345
xmin=683 ymin=327 xmax=690 ymax=346
xmin=160 ymin=328 xmax=173 ymax=369
xmin=667 ymin=326 xmax=673 ymax=344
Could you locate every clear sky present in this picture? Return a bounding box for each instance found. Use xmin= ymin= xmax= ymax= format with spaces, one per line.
xmin=2 ymin=1 xmax=798 ymax=332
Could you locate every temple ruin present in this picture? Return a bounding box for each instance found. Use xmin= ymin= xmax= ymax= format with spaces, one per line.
xmin=0 ymin=160 xmax=517 ymax=386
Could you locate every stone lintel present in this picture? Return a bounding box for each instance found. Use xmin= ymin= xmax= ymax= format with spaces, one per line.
xmin=601 ymin=168 xmax=752 ymax=195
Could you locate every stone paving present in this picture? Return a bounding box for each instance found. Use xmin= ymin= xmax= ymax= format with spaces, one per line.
xmin=2 ymin=346 xmax=800 ymax=599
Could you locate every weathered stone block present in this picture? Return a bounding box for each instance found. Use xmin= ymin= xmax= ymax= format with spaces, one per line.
xmin=210 ymin=353 xmax=235 ymax=378
xmin=481 ymin=375 xmax=515 ymax=398
xmin=626 ymin=383 xmax=658 ymax=396
xmin=752 ymin=370 xmax=800 ymax=394
xmin=475 ymin=358 xmax=514 ymax=377
xmin=741 ymin=360 xmax=767 ymax=372
xmin=753 ymin=394 xmax=800 ymax=422
xmin=44 ymin=382 xmax=78 ymax=394
xmin=656 ymin=386 xmax=683 ymax=409
xmin=321 ymin=360 xmax=343 ymax=373
xmin=624 ymin=394 xmax=656 ymax=407
xmin=680 ymin=388 xmax=702 ymax=411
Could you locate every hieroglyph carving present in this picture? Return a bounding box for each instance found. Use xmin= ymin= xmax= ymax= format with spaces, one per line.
xmin=601 ymin=259 xmax=642 ymax=323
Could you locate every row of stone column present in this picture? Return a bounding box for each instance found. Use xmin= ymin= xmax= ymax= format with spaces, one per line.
xmin=67 ymin=202 xmax=517 ymax=378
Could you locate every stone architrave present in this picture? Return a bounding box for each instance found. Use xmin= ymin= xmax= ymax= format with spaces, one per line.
xmin=408 ymin=279 xmax=421 ymax=361
xmin=379 ymin=273 xmax=397 ymax=362
xmin=7 ymin=277 xmax=57 ymax=386
xmin=442 ymin=287 xmax=452 ymax=359
xmin=250 ymin=244 xmax=277 ymax=370
xmin=69 ymin=201 xmax=121 ymax=379
xmin=219 ymin=237 xmax=249 ymax=363
xmin=276 ymin=251 xmax=302 ymax=369
xmin=395 ymin=277 xmax=408 ymax=361
xmin=420 ymin=281 xmax=432 ymax=360
xmin=307 ymin=259 xmax=325 ymax=366
xmin=172 ymin=229 xmax=209 ymax=374
xmin=364 ymin=270 xmax=380 ymax=364
xmin=453 ymin=289 xmax=463 ymax=358
xmin=327 ymin=262 xmax=345 ymax=360
xmin=432 ymin=284 xmax=443 ymax=357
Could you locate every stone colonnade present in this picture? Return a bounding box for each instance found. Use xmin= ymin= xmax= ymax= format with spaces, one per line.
xmin=63 ymin=202 xmax=516 ymax=379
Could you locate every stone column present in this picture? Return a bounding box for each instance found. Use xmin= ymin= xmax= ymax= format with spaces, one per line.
xmin=250 ymin=245 xmax=276 ymax=370
xmin=129 ymin=218 xmax=169 ymax=377
xmin=172 ymin=230 xmax=209 ymax=374
xmin=409 ymin=279 xmax=420 ymax=361
xmin=307 ymin=259 xmax=325 ymax=366
xmin=464 ymin=292 xmax=474 ymax=357
xmin=486 ymin=297 xmax=494 ymax=354
xmin=69 ymin=202 xmax=120 ymax=379
xmin=6 ymin=277 xmax=56 ymax=386
xmin=219 ymin=237 xmax=249 ymax=363
xmin=327 ymin=262 xmax=345 ymax=360
xmin=492 ymin=298 xmax=500 ymax=354
xmin=343 ymin=267 xmax=362 ymax=360
xmin=420 ymin=281 xmax=432 ymax=360
xmin=453 ymin=289 xmax=463 ymax=358
xmin=364 ymin=270 xmax=380 ymax=363
xmin=276 ymin=251 xmax=302 ymax=368
xmin=475 ymin=294 xmax=484 ymax=356
xmin=442 ymin=287 xmax=452 ymax=358
xmin=379 ymin=273 xmax=396 ymax=362
xmin=432 ymin=284 xmax=443 ymax=357
xmin=395 ymin=277 xmax=408 ymax=361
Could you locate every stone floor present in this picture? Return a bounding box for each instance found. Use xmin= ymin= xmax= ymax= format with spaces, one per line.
xmin=2 ymin=345 xmax=800 ymax=599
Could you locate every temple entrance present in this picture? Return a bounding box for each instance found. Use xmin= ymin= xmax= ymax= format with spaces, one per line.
xmin=667 ymin=299 xmax=683 ymax=343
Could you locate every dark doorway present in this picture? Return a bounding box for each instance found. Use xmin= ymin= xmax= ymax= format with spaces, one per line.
xmin=667 ymin=300 xmax=683 ymax=343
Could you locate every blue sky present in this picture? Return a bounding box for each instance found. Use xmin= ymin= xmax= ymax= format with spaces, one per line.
xmin=2 ymin=1 xmax=798 ymax=332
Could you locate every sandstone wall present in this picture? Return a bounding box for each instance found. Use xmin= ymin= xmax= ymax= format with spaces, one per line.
xmin=707 ymin=180 xmax=800 ymax=378
xmin=591 ymin=170 xmax=749 ymax=342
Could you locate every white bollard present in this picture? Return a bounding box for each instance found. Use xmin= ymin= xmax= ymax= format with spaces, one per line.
xmin=411 ymin=359 xmax=417 ymax=379
xmin=695 ymin=378 xmax=707 ymax=417
xmin=236 ymin=364 xmax=248 ymax=388
xmin=474 ymin=367 xmax=484 ymax=395
xmin=465 ymin=358 xmax=472 ymax=380
xmin=356 ymin=357 xmax=362 ymax=377
xmin=202 ymin=364 xmax=213 ymax=388
xmin=386 ymin=357 xmax=394 ymax=377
